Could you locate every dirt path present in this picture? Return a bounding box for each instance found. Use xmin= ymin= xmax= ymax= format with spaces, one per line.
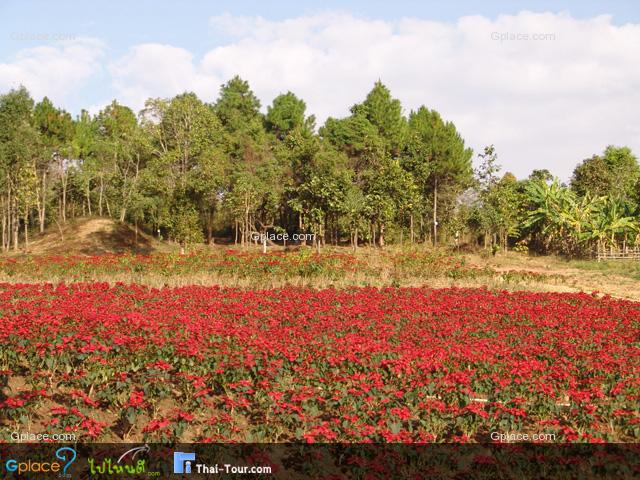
xmin=468 ymin=252 xmax=640 ymax=301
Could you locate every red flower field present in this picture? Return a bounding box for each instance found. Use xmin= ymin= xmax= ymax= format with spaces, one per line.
xmin=1 ymin=283 xmax=639 ymax=442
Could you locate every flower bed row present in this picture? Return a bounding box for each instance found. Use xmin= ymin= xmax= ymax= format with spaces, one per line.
xmin=1 ymin=284 xmax=637 ymax=442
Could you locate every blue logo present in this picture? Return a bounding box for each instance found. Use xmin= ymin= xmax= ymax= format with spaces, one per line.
xmin=173 ymin=452 xmax=195 ymax=474
xmin=55 ymin=447 xmax=77 ymax=475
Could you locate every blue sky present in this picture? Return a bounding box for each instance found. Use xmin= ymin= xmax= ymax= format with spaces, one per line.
xmin=1 ymin=1 xmax=639 ymax=178
xmin=2 ymin=1 xmax=638 ymax=59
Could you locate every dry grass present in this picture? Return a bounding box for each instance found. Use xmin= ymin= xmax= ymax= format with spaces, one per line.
xmin=467 ymin=250 xmax=640 ymax=300
xmin=3 ymin=219 xmax=640 ymax=299
xmin=22 ymin=217 xmax=170 ymax=256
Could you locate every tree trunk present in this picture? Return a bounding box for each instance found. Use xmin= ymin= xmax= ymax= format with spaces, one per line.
xmin=206 ymin=219 xmax=213 ymax=245
xmin=54 ymin=217 xmax=64 ymax=242
xmin=60 ymin=156 xmax=67 ymax=223
xmin=234 ymin=220 xmax=238 ymax=245
xmin=432 ymin=177 xmax=438 ymax=246
xmin=321 ymin=219 xmax=326 ymax=247
xmin=24 ymin=211 xmax=29 ymax=250
xmin=3 ymin=191 xmax=9 ymax=252
xmin=1 ymin=200 xmax=6 ymax=252
xmin=12 ymin=201 xmax=19 ymax=252
xmin=2 ymin=195 xmax=7 ymax=252
xmin=378 ymin=222 xmax=385 ymax=248
xmin=37 ymin=170 xmax=47 ymax=233
xmin=299 ymin=214 xmax=306 ymax=246
xmin=98 ymin=177 xmax=104 ymax=216
xmin=410 ymin=214 xmax=414 ymax=244
xmin=86 ymin=183 xmax=92 ymax=216
xmin=243 ymin=192 xmax=250 ymax=247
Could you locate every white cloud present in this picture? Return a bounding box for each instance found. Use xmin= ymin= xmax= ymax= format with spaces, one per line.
xmin=0 ymin=37 xmax=104 ymax=107
xmin=6 ymin=12 xmax=640 ymax=179
xmin=110 ymin=11 xmax=640 ymax=178
xmin=108 ymin=43 xmax=222 ymax=109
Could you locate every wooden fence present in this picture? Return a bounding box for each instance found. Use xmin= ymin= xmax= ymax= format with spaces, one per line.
xmin=595 ymin=247 xmax=640 ymax=261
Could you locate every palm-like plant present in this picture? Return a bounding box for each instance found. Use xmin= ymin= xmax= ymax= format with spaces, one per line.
xmin=585 ymin=197 xmax=638 ymax=252
xmin=521 ymin=179 xmax=637 ymax=256
xmin=523 ymin=179 xmax=579 ymax=253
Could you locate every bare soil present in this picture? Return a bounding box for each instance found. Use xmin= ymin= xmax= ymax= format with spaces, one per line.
xmin=21 ymin=217 xmax=171 ymax=256
xmin=468 ymin=251 xmax=640 ymax=301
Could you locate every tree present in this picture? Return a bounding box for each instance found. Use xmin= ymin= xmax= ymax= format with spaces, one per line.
xmin=528 ymin=169 xmax=553 ymax=183
xmin=476 ymin=145 xmax=500 ymax=188
xmin=319 ymin=82 xmax=412 ymax=247
xmin=571 ymin=146 xmax=640 ymax=203
xmin=33 ymin=97 xmax=74 ymax=229
xmin=266 ymin=92 xmax=315 ymax=139
xmin=141 ymin=92 xmax=225 ymax=243
xmin=522 ymin=179 xmax=598 ymax=256
xmin=405 ymin=107 xmax=473 ymax=245
xmin=72 ymin=109 xmax=99 ymax=217
xmin=585 ymin=197 xmax=638 ymax=253
xmin=489 ymin=173 xmax=524 ymax=251
xmin=94 ymin=101 xmax=150 ymax=222
xmin=355 ymin=80 xmax=406 ymax=156
xmin=321 ymin=109 xmax=387 ymax=245
xmin=215 ymin=76 xmax=264 ymax=154
xmin=225 ymin=157 xmax=283 ymax=247
xmin=289 ymin=144 xmax=352 ymax=249
xmin=3 ymin=80 xmax=636 ymax=257
xmin=472 ymin=146 xmax=524 ymax=250
xmin=212 ymin=79 xmax=283 ymax=246
xmin=0 ymin=87 xmax=38 ymax=250
xmin=169 ymin=198 xmax=203 ymax=253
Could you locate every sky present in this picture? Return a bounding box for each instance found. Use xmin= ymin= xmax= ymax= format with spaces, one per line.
xmin=1 ymin=0 xmax=639 ymax=179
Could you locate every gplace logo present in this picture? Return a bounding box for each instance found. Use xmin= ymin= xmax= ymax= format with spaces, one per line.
xmin=5 ymin=447 xmax=76 ymax=476
xmin=173 ymin=452 xmax=196 ymax=474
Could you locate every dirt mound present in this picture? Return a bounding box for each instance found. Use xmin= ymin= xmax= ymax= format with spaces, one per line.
xmin=25 ymin=217 xmax=169 ymax=256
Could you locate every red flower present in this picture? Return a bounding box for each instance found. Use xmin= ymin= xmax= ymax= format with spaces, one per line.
xmin=127 ymin=390 xmax=145 ymax=408
xmin=142 ymin=418 xmax=171 ymax=432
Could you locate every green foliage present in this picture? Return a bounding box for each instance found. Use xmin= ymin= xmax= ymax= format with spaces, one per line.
xmin=571 ymin=146 xmax=640 ymax=202
xmin=266 ymin=92 xmax=314 ymax=138
xmin=355 ymin=80 xmax=406 ymax=156
xmin=404 ymin=106 xmax=473 ymax=244
xmin=0 ymin=81 xmax=638 ymax=257
xmin=472 ymin=147 xmax=525 ymax=250
xmin=0 ymin=87 xmax=40 ymax=247
xmin=215 ymin=76 xmax=263 ymax=146
xmin=405 ymin=107 xmax=473 ymax=190
xmin=34 ymin=97 xmax=74 ymax=146
xmin=521 ymin=179 xmax=638 ymax=256
xmin=168 ymin=200 xmax=204 ymax=247
xmin=140 ymin=93 xmax=225 ymax=240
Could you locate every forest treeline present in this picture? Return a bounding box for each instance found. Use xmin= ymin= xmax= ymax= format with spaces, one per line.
xmin=1 ymin=77 xmax=639 ymax=256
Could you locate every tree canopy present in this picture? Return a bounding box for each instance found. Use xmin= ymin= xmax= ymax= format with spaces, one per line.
xmin=0 ymin=80 xmax=637 ymax=256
